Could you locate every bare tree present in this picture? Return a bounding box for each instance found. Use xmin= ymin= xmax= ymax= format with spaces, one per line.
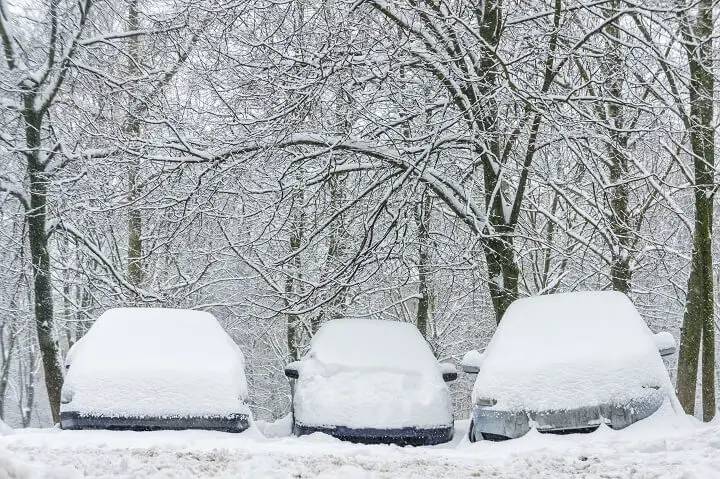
xmin=674 ymin=0 xmax=715 ymax=420
xmin=0 ymin=0 xmax=96 ymax=422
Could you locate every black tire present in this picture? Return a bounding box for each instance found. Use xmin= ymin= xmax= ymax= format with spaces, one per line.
xmin=468 ymin=420 xmax=477 ymax=442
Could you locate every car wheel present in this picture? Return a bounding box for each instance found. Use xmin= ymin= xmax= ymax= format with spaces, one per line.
xmin=290 ymin=413 xmax=298 ymax=436
xmin=468 ymin=420 xmax=477 ymax=442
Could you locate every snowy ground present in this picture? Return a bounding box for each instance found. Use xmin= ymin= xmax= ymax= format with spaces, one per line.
xmin=1 ymin=406 xmax=719 ymax=478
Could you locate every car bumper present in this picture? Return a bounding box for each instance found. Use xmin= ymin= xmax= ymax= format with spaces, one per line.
xmin=294 ymin=421 xmax=453 ymax=446
xmin=60 ymin=411 xmax=250 ymax=433
xmin=471 ymin=392 xmax=664 ymax=440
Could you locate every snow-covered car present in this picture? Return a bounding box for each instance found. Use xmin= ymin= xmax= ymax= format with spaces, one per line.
xmin=285 ymin=319 xmax=456 ymax=445
xmin=461 ymin=291 xmax=677 ymax=441
xmin=60 ymin=308 xmax=251 ymax=432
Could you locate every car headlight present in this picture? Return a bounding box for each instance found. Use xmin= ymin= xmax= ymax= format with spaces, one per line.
xmin=60 ymin=387 xmax=73 ymax=404
xmin=476 ymin=397 xmax=497 ymax=407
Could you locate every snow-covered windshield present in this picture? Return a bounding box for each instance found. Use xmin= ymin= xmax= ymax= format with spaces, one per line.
xmin=308 ymin=319 xmax=439 ymax=375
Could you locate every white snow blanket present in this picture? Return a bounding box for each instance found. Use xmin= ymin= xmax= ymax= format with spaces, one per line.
xmin=61 ymin=308 xmax=249 ymax=418
xmin=294 ymin=319 xmax=453 ymax=429
xmin=472 ymin=291 xmax=673 ymax=411
xmin=0 ymin=407 xmax=716 ymax=478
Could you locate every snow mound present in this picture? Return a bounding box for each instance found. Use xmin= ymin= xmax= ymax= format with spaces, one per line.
xmin=472 ymin=291 xmax=673 ymax=411
xmin=256 ymin=414 xmax=293 ymax=438
xmin=294 ymin=319 xmax=453 ymax=429
xmin=0 ymin=420 xmax=12 ymax=436
xmin=2 ymin=417 xmax=718 ymax=478
xmin=61 ymin=308 xmax=249 ymax=418
xmin=0 ymin=448 xmax=33 ymax=478
xmin=0 ymin=446 xmax=78 ymax=478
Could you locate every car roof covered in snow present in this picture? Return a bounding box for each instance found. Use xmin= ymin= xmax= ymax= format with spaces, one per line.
xmin=472 ymin=291 xmax=672 ymax=411
xmin=69 ymin=307 xmax=244 ymax=370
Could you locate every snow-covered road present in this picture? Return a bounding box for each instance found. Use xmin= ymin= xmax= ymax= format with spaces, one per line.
xmin=1 ymin=408 xmax=719 ymax=478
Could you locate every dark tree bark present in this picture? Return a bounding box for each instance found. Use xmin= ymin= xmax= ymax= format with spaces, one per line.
xmin=476 ymin=0 xmax=520 ymax=324
xmin=23 ymin=106 xmax=63 ymax=424
xmin=675 ymin=0 xmax=715 ymax=421
xmin=604 ymin=0 xmax=632 ymax=295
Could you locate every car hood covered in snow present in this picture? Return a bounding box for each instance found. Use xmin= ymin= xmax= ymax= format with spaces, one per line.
xmin=61 ymin=308 xmax=250 ymax=418
xmin=472 ymin=291 xmax=673 ymax=412
xmin=293 ymin=319 xmax=453 ymax=429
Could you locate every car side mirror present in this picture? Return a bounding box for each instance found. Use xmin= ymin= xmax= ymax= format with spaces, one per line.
xmin=439 ymin=362 xmax=457 ymax=382
xmin=65 ymin=341 xmax=81 ymax=371
xmin=461 ymin=349 xmax=485 ymax=374
xmin=284 ymin=361 xmax=300 ymax=379
xmin=654 ymin=332 xmax=677 ymax=357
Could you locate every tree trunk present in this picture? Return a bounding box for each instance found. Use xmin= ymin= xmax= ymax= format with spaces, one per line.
xmin=415 ymin=187 xmax=433 ymax=338
xmin=676 ymin=0 xmax=715 ymax=420
xmin=286 ymin=181 xmax=305 ymax=361
xmin=63 ymin=238 xmax=76 ymax=348
xmin=24 ymin=108 xmax=64 ymax=424
xmin=0 ymin=321 xmax=15 ymax=420
xmin=485 ymin=232 xmax=520 ymax=324
xmin=19 ymin=344 xmax=37 ymax=428
xmin=676 ymin=180 xmax=714 ymax=419
xmin=127 ymin=165 xmax=144 ymax=286
xmin=476 ymin=0 xmax=520 ymax=323
xmin=126 ymin=0 xmax=144 ymax=287
xmin=604 ymin=0 xmax=632 ymax=295
xmin=312 ymin=169 xmax=349 ymax=331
